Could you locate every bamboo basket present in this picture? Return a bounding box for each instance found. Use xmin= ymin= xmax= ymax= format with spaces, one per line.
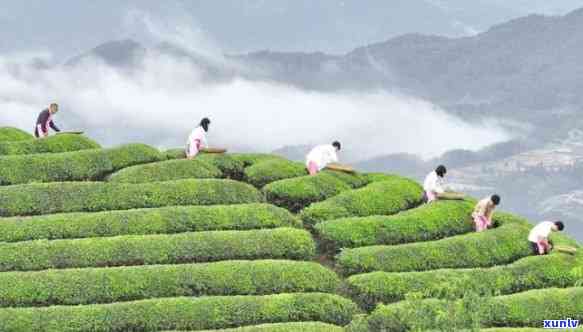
xmin=437 ymin=192 xmax=466 ymax=200
xmin=325 ymin=163 xmax=356 ymax=174
xmin=555 ymin=245 xmax=578 ymax=255
xmin=201 ymin=148 xmax=227 ymax=154
xmin=57 ymin=131 xmax=84 ymax=135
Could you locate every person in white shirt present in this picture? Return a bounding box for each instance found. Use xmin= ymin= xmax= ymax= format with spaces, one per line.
xmin=186 ymin=117 xmax=210 ymax=159
xmin=528 ymin=221 xmax=564 ymax=255
xmin=306 ymin=141 xmax=341 ymax=175
xmin=423 ymin=165 xmax=447 ymax=203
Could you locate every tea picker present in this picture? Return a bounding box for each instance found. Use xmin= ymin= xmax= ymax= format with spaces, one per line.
xmin=423 ymin=165 xmax=466 ymax=203
xmin=34 ymin=103 xmax=61 ymax=138
xmin=306 ymin=141 xmax=353 ymax=175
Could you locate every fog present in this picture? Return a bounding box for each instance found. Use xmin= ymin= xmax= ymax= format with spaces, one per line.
xmin=0 ymin=10 xmax=511 ymax=162
xmin=0 ymin=50 xmax=510 ymax=162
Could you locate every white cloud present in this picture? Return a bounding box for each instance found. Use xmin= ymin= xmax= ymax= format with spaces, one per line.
xmin=0 ymin=51 xmax=509 ymax=162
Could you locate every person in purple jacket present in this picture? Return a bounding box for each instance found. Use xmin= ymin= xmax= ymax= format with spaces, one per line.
xmin=34 ymin=103 xmax=61 ymax=138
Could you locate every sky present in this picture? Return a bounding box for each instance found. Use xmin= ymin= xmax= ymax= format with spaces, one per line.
xmin=1 ymin=0 xmax=582 ymax=58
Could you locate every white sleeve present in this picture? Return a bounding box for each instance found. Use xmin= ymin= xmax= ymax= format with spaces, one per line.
xmin=331 ymin=150 xmax=338 ymax=163
xmin=435 ymin=177 xmax=445 ymax=194
xmin=201 ymin=132 xmax=208 ymax=148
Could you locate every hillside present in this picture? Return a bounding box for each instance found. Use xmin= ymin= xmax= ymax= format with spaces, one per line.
xmin=0 ymin=128 xmax=580 ymax=331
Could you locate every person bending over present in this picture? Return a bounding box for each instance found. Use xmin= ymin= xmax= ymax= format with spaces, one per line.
xmin=186 ymin=117 xmax=210 ymax=159
xmin=306 ymin=141 xmax=341 ymax=175
xmin=472 ymin=194 xmax=501 ymax=232
xmin=528 ymin=220 xmax=564 ymax=255
xmin=35 ymin=103 xmax=61 ymax=138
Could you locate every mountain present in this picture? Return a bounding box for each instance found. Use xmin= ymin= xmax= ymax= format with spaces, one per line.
xmin=65 ymin=39 xmax=146 ymax=67
xmin=65 ymin=7 xmax=583 ymax=125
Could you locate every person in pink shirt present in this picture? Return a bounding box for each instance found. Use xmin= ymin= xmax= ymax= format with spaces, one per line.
xmin=472 ymin=194 xmax=501 ymax=232
xmin=186 ymin=118 xmax=210 ymax=159
xmin=305 ymin=141 xmax=341 ymax=175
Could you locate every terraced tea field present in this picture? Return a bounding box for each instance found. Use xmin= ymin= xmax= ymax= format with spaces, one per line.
xmin=0 ymin=127 xmax=580 ymax=331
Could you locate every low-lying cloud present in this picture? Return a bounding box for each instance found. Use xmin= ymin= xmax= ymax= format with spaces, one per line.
xmin=0 ymin=50 xmax=510 ymax=162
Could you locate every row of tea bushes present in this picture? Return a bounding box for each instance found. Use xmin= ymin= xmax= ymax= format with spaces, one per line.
xmin=263 ymin=172 xmax=369 ymax=212
xmin=337 ymin=221 xmax=533 ymax=275
xmin=315 ymin=200 xmax=475 ymax=250
xmin=347 ymin=252 xmax=581 ymax=309
xmin=107 ymin=159 xmax=222 ymax=183
xmin=0 ymin=134 xmax=99 ymax=156
xmin=192 ymin=322 xmax=344 ymax=332
xmin=300 ymin=176 xmax=423 ymax=227
xmin=0 ymin=204 xmax=299 ymax=242
xmin=358 ymin=287 xmax=583 ymax=331
xmin=0 ymin=293 xmax=360 ymax=332
xmin=0 ymin=260 xmax=339 ymax=307
xmin=0 ymin=144 xmax=163 ymax=185
xmin=0 ymin=179 xmax=264 ymax=217
xmin=0 ymin=127 xmax=33 ymax=142
xmin=0 ymin=228 xmax=315 ymax=272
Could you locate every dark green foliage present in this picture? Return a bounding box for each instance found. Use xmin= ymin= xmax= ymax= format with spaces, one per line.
xmin=263 ymin=171 xmax=369 ymax=212
xmin=197 ymin=154 xmax=246 ymax=179
xmin=165 ymin=150 xmax=247 ymax=179
xmin=0 ymin=260 xmax=339 ymax=307
xmin=347 ymin=252 xmax=581 ymax=309
xmin=0 ymin=228 xmax=315 ymax=272
xmin=108 ymin=159 xmax=222 ymax=183
xmin=0 ymin=179 xmax=264 ymax=217
xmin=315 ymin=200 xmax=475 ymax=250
xmin=0 ymin=134 xmax=100 ymax=156
xmin=0 ymin=144 xmax=163 ymax=185
xmin=364 ymin=287 xmax=583 ymax=331
xmin=301 ymin=176 xmax=423 ymax=227
xmin=337 ymin=219 xmax=533 ymax=275
xmin=0 ymin=127 xmax=33 ymax=142
xmin=165 ymin=148 xmax=187 ymax=159
xmin=193 ymin=322 xmax=345 ymax=332
xmin=231 ymin=153 xmax=285 ymax=166
xmin=0 ymin=293 xmax=359 ymax=331
xmin=0 ymin=204 xmax=300 ymax=242
xmin=244 ymin=159 xmax=307 ymax=188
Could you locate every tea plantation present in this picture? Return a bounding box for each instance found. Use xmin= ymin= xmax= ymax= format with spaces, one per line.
xmin=0 ymin=129 xmax=580 ymax=331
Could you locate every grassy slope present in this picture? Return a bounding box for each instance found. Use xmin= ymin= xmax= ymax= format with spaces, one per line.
xmin=0 ymin=131 xmax=581 ymax=331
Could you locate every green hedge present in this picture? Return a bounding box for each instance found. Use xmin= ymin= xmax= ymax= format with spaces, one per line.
xmin=0 ymin=293 xmax=360 ymax=331
xmin=0 ymin=204 xmax=300 ymax=242
xmin=0 ymin=179 xmax=264 ymax=217
xmin=165 ymin=148 xmax=187 ymax=159
xmin=0 ymin=260 xmax=339 ymax=307
xmin=0 ymin=134 xmax=100 ymax=156
xmin=197 ymin=154 xmax=246 ymax=179
xmin=108 ymin=159 xmax=222 ymax=183
xmin=364 ymin=287 xmax=583 ymax=331
xmin=482 ymin=327 xmax=548 ymax=332
xmin=192 ymin=322 xmax=345 ymax=332
xmin=301 ymin=176 xmax=423 ymax=227
xmin=0 ymin=127 xmax=32 ymax=142
xmin=231 ymin=153 xmax=285 ymax=166
xmin=0 ymin=228 xmax=315 ymax=272
xmin=0 ymin=144 xmax=163 ymax=185
xmin=315 ymin=200 xmax=475 ymax=251
xmin=337 ymin=220 xmax=533 ymax=275
xmin=164 ymin=150 xmax=250 ymax=179
xmin=244 ymin=159 xmax=307 ymax=188
xmin=347 ymin=252 xmax=581 ymax=309
xmin=263 ymin=171 xmax=369 ymax=212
